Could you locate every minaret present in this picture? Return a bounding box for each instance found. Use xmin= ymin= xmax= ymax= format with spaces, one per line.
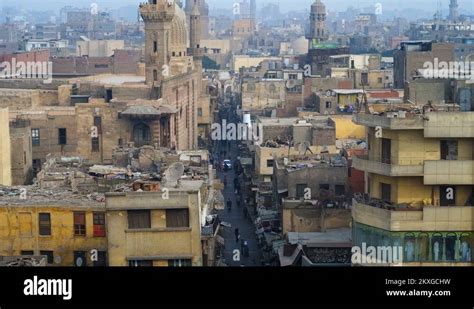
xmin=139 ymin=0 xmax=175 ymax=87
xmin=308 ymin=0 xmax=327 ymax=48
xmin=449 ymin=0 xmax=459 ymax=22
xmin=189 ymin=1 xmax=202 ymax=53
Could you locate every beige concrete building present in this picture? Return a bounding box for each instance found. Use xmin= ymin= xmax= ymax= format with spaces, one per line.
xmin=0 ymin=108 xmax=12 ymax=186
xmin=232 ymin=55 xmax=281 ymax=71
xmin=254 ymin=117 xmax=338 ymax=183
xmin=352 ymin=105 xmax=474 ymax=265
xmin=106 ymin=188 xmax=203 ymax=267
xmin=76 ymin=40 xmax=125 ymax=57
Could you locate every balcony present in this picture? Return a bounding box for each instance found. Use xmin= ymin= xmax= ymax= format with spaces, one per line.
xmin=353 ymin=113 xmax=424 ymax=130
xmin=139 ymin=3 xmax=175 ymax=22
xmin=353 ymin=111 xmax=474 ymax=137
xmin=353 ymin=200 xmax=474 ymax=232
xmin=424 ymin=160 xmax=474 ymax=185
xmin=424 ymin=112 xmax=474 ymax=138
xmin=352 ymin=156 xmax=423 ymax=177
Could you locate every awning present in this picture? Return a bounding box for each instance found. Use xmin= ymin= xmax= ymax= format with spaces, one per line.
xmin=121 ymin=105 xmax=161 ymax=117
xmin=121 ymin=105 xmax=178 ymax=117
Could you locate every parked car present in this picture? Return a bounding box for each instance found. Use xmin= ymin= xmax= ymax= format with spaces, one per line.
xmin=222 ymin=159 xmax=232 ymax=171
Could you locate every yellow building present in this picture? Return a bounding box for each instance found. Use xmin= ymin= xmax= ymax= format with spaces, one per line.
xmin=0 ymin=108 xmax=12 ymax=186
xmin=106 ymin=188 xmax=203 ymax=267
xmin=352 ymin=109 xmax=474 ymax=265
xmin=0 ymin=199 xmax=107 ymax=266
xmin=330 ymin=115 xmax=366 ymax=139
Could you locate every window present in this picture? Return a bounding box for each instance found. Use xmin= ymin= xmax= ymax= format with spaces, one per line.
xmin=129 ymin=260 xmax=153 ymax=267
xmin=320 ymin=184 xmax=330 ymax=191
xmin=288 ymin=86 xmax=302 ymax=93
xmin=40 ymin=251 xmax=54 ymax=264
xmin=21 ymin=251 xmax=34 ymax=256
xmin=154 ymin=41 xmax=158 ymax=53
xmin=39 ymin=213 xmax=51 ymax=236
xmin=325 ymin=101 xmax=332 ymax=109
xmin=266 ymin=160 xmax=274 ymax=168
xmin=335 ymin=185 xmax=346 ymax=196
xmin=31 ymin=129 xmax=40 ymax=146
xmin=197 ymin=108 xmax=203 ymax=117
xmin=381 ymin=183 xmax=391 ymax=202
xmin=166 ymin=209 xmax=189 ymax=228
xmin=74 ymin=251 xmax=87 ymax=267
xmin=92 ymin=137 xmax=100 ymax=152
xmin=361 ymin=72 xmax=368 ymax=85
xmin=94 ymin=116 xmax=102 ymax=133
xmin=296 ymin=184 xmax=307 ymax=198
xmin=381 ymin=138 xmax=391 ymax=164
xmin=441 ymin=140 xmax=458 ymax=160
xmin=168 ymin=259 xmax=192 ymax=267
xmin=440 ymin=186 xmax=456 ymax=206
xmin=289 ymin=73 xmax=298 ymax=80
xmin=128 ymin=210 xmax=151 ymax=229
xmin=58 ymin=128 xmax=67 ymax=145
xmin=93 ymin=251 xmax=107 ymax=267
xmin=93 ymin=213 xmax=106 ymax=237
xmin=105 ymin=90 xmax=112 ymax=102
xmin=378 ymin=77 xmax=383 ymax=83
xmin=74 ymin=212 xmax=86 ymax=236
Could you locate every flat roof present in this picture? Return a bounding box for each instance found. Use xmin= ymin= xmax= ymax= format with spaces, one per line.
xmin=71 ymin=74 xmax=146 ymax=86
xmin=287 ymin=228 xmax=352 ymax=246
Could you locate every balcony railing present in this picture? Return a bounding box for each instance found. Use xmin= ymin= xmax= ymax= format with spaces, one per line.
xmin=352 ymin=156 xmax=423 ymax=176
xmin=352 ymin=198 xmax=474 ymax=232
xmin=424 ymin=160 xmax=474 ymax=185
xmin=353 ymin=113 xmax=424 ymax=130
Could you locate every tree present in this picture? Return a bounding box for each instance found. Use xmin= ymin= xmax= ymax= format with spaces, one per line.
xmin=203 ymin=55 xmax=220 ymax=70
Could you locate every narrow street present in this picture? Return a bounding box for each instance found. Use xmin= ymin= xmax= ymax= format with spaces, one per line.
xmin=214 ymin=102 xmax=263 ymax=266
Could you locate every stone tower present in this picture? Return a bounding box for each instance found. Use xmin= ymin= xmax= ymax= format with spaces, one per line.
xmin=449 ymin=0 xmax=459 ymax=22
xmin=308 ymin=0 xmax=327 ymax=47
xmin=140 ymin=0 xmax=175 ymax=86
xmin=185 ymin=0 xmax=209 ymax=39
xmin=189 ymin=2 xmax=201 ymax=52
xmin=188 ymin=0 xmax=203 ymax=79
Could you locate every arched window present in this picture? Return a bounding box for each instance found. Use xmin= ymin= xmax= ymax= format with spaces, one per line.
xmin=460 ymin=233 xmax=472 ymax=262
xmin=432 ymin=233 xmax=444 ymax=262
xmin=418 ymin=233 xmax=430 ymax=262
xmin=404 ymin=233 xmax=416 ymax=263
xmin=445 ymin=233 xmax=457 ymax=261
xmin=133 ymin=123 xmax=151 ymax=147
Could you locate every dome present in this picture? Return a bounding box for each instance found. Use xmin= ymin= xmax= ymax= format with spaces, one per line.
xmin=170 ymin=3 xmax=188 ymax=57
xmin=311 ymin=0 xmax=326 ymax=12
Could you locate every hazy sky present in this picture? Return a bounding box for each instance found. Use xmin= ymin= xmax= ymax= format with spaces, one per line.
xmin=1 ymin=0 xmax=474 ymax=13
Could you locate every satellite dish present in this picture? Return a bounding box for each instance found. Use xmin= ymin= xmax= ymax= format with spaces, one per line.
xmin=286 ymin=79 xmax=297 ymax=89
xmin=54 ymin=256 xmax=62 ymax=264
xmin=163 ymin=162 xmax=185 ymax=186
xmin=75 ymin=257 xmax=84 ymax=267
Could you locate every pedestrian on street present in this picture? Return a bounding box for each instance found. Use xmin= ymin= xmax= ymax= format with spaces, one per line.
xmin=234 ymin=228 xmax=240 ymax=242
